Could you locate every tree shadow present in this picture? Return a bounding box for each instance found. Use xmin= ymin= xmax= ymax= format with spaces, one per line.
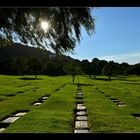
xmin=114 ymin=77 xmax=140 ymax=82
xmin=6 ymin=94 xmax=16 ymax=97
xmin=121 ymin=82 xmax=140 ymax=85
xmin=90 ymin=77 xmax=110 ymax=81
xmin=90 ymin=76 xmax=140 ymax=82
xmin=72 ymin=83 xmax=94 ymax=86
xmin=19 ymin=77 xmax=43 ymax=80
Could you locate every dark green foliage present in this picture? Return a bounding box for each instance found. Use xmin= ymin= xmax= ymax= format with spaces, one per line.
xmin=121 ymin=62 xmax=130 ymax=75
xmin=63 ymin=61 xmax=82 ymax=83
xmin=91 ymin=58 xmax=100 ymax=77
xmin=0 ymin=42 xmax=140 ymax=77
xmin=97 ymin=60 xmax=108 ymax=75
xmin=0 ymin=43 xmax=73 ymax=76
xmin=27 ymin=57 xmax=43 ymax=79
xmin=0 ymin=8 xmax=95 ymax=54
xmin=12 ymin=57 xmax=28 ymax=75
xmin=102 ymin=61 xmax=120 ymax=80
xmin=127 ymin=63 xmax=140 ymax=75
xmin=81 ymin=59 xmax=92 ymax=76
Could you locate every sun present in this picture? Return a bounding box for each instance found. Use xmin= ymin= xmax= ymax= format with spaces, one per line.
xmin=40 ymin=21 xmax=49 ymax=31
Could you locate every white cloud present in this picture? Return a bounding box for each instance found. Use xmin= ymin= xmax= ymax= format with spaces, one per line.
xmin=98 ymin=52 xmax=140 ymax=64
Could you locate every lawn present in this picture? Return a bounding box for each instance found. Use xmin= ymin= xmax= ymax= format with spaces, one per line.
xmin=0 ymin=75 xmax=140 ymax=133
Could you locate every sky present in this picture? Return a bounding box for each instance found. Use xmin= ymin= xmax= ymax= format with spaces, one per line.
xmin=67 ymin=7 xmax=140 ymax=65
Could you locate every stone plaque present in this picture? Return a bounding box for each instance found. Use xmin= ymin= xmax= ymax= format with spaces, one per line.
xmin=2 ymin=116 xmax=20 ymax=123
xmin=74 ymin=129 xmax=89 ymax=133
xmin=75 ymin=121 xmax=88 ymax=129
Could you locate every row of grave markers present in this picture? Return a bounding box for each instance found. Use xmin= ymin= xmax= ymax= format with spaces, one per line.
xmin=0 ymin=94 xmax=50 ymax=133
xmin=98 ymin=90 xmax=140 ymax=121
xmin=74 ymin=85 xmax=140 ymax=133
xmin=0 ymin=110 xmax=29 ymax=132
xmin=1 ymin=83 xmax=140 ymax=133
xmin=31 ymin=95 xmax=50 ymax=106
xmin=98 ymin=90 xmax=126 ymax=107
xmin=74 ymin=85 xmax=90 ymax=133
xmin=0 ymin=84 xmax=67 ymax=133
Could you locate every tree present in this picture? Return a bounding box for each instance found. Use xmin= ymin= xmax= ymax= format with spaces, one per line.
xmin=126 ymin=63 xmax=140 ymax=75
xmin=121 ymin=62 xmax=130 ymax=75
xmin=102 ymin=61 xmax=118 ymax=80
xmin=0 ymin=59 xmax=12 ymax=75
xmin=81 ymin=59 xmax=92 ymax=76
xmin=27 ymin=57 xmax=43 ymax=79
xmin=97 ymin=60 xmax=108 ymax=75
xmin=11 ymin=57 xmax=28 ymax=76
xmin=63 ymin=61 xmax=82 ymax=83
xmin=91 ymin=58 xmax=100 ymax=78
xmin=45 ymin=60 xmax=62 ymax=76
xmin=0 ymin=8 xmax=95 ymax=54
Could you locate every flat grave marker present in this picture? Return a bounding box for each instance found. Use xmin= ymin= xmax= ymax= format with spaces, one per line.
xmin=33 ymin=102 xmax=42 ymax=106
xmin=75 ymin=121 xmax=88 ymax=129
xmin=77 ymin=104 xmax=86 ymax=110
xmin=116 ymin=101 xmax=126 ymax=107
xmin=13 ymin=112 xmax=27 ymax=117
xmin=132 ymin=114 xmax=140 ymax=120
xmin=76 ymin=111 xmax=87 ymax=116
xmin=42 ymin=96 xmax=48 ymax=100
xmin=74 ymin=129 xmax=89 ymax=133
xmin=76 ymin=116 xmax=88 ymax=121
xmin=0 ymin=128 xmax=6 ymax=132
xmin=1 ymin=116 xmax=20 ymax=123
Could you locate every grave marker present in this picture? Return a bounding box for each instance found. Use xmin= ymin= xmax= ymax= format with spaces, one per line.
xmin=74 ymin=129 xmax=89 ymax=133
xmin=76 ymin=111 xmax=87 ymax=116
xmin=2 ymin=116 xmax=20 ymax=123
xmin=76 ymin=116 xmax=88 ymax=121
xmin=33 ymin=102 xmax=42 ymax=106
xmin=75 ymin=121 xmax=88 ymax=129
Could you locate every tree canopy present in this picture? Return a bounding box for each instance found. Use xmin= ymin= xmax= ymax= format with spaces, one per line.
xmin=63 ymin=61 xmax=82 ymax=82
xmin=0 ymin=8 xmax=95 ymax=54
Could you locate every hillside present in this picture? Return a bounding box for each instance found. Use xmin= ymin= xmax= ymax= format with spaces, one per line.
xmin=0 ymin=43 xmax=55 ymax=61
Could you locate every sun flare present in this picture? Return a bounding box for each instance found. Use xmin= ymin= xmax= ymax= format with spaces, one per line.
xmin=41 ymin=21 xmax=49 ymax=31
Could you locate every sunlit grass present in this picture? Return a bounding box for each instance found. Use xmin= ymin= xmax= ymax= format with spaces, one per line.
xmin=0 ymin=75 xmax=140 ymax=132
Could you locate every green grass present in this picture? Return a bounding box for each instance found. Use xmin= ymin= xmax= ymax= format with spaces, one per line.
xmin=0 ymin=75 xmax=75 ymax=133
xmin=0 ymin=75 xmax=140 ymax=133
xmin=3 ymin=84 xmax=76 ymax=133
xmin=81 ymin=75 xmax=140 ymax=132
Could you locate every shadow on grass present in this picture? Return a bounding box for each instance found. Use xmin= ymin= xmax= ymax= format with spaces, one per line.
xmin=90 ymin=77 xmax=110 ymax=81
xmin=72 ymin=83 xmax=94 ymax=86
xmin=114 ymin=78 xmax=140 ymax=82
xmin=17 ymin=91 xmax=24 ymax=93
xmin=90 ymin=76 xmax=140 ymax=82
xmin=121 ymin=82 xmax=140 ymax=85
xmin=19 ymin=77 xmax=43 ymax=80
xmin=6 ymin=94 xmax=16 ymax=97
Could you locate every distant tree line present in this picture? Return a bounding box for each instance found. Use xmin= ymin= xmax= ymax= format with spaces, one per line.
xmin=0 ymin=56 xmax=140 ymax=80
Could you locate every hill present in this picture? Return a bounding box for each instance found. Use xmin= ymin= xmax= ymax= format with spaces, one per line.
xmin=0 ymin=43 xmax=55 ymax=61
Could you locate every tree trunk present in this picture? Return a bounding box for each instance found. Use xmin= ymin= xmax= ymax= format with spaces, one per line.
xmin=35 ymin=75 xmax=37 ymax=79
xmin=108 ymin=75 xmax=111 ymax=81
xmin=23 ymin=74 xmax=25 ymax=79
xmin=72 ymin=75 xmax=75 ymax=83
